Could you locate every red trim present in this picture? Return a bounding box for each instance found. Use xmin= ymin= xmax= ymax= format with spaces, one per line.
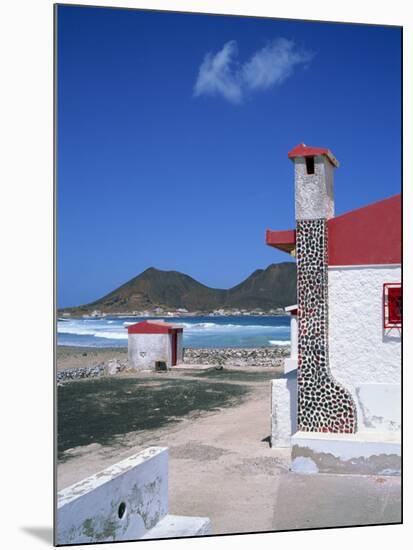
xmin=127 ymin=320 xmax=183 ymax=334
xmin=265 ymin=229 xmax=296 ymax=252
xmin=288 ymin=143 xmax=339 ymax=167
xmin=383 ymin=283 xmax=402 ymax=329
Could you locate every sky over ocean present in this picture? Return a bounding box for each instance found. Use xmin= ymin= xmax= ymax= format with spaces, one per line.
xmin=57 ymin=6 xmax=401 ymax=308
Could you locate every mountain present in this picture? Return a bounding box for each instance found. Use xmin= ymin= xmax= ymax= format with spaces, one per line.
xmin=60 ymin=263 xmax=297 ymax=314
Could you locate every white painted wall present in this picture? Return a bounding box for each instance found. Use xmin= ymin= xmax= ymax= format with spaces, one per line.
xmin=290 ymin=314 xmax=298 ymax=358
xmin=57 ymin=447 xmax=169 ymax=545
xmin=283 ymin=313 xmax=298 ymax=374
xmin=128 ymin=333 xmax=170 ymax=370
xmin=271 ymin=372 xmax=297 ymax=447
xmin=355 ymin=383 xmax=401 ymax=432
xmin=57 ymin=446 xmax=212 ymax=544
xmin=328 ymin=265 xmax=401 ymax=434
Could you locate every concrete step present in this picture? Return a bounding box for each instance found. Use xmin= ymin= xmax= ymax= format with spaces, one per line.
xmin=142 ymin=514 xmax=212 ymax=539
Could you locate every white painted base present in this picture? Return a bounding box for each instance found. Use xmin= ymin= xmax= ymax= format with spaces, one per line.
xmin=142 ymin=514 xmax=212 ymax=539
xmin=291 ymin=431 xmax=401 ymax=476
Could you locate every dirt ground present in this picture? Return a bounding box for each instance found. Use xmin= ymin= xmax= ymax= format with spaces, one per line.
xmin=57 ymin=370 xmax=401 ymax=535
xmin=56 ymin=346 xmax=128 ymax=371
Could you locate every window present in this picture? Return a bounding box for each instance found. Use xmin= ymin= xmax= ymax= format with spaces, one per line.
xmin=383 ymin=283 xmax=402 ymax=329
xmin=305 ymin=156 xmax=315 ymax=174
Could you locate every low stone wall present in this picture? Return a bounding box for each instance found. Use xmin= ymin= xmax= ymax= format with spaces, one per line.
xmin=56 ymin=359 xmax=127 ymax=383
xmin=56 ymin=347 xmax=290 ymax=383
xmin=183 ymin=347 xmax=290 ymax=368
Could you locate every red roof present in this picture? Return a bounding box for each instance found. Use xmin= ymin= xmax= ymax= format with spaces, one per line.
xmin=127 ymin=320 xmax=183 ymax=334
xmin=266 ymin=194 xmax=401 ymax=266
xmin=328 ymin=194 xmax=401 ymax=266
xmin=288 ymin=143 xmax=339 ymax=168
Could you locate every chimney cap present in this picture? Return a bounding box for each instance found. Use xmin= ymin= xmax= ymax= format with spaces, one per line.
xmin=288 ymin=143 xmax=340 ymax=168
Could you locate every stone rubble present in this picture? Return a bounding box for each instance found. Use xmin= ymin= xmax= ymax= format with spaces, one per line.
xmin=56 ymin=359 xmax=127 ymax=384
xmin=183 ymin=347 xmax=290 ymax=368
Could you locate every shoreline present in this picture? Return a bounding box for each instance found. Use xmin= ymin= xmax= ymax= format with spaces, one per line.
xmin=58 ymin=312 xmax=289 ymax=319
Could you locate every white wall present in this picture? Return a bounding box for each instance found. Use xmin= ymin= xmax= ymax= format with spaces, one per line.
xmin=57 ymin=447 xmax=168 ymax=545
xmin=290 ymin=315 xmax=298 ymax=358
xmin=271 ymin=372 xmax=297 ymax=447
xmin=128 ymin=334 xmax=170 ymax=370
xmin=328 ymin=265 xmax=401 ymax=433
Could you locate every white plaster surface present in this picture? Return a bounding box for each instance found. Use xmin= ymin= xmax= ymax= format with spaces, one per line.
xmin=271 ymin=373 xmax=297 ymax=447
xmin=294 ymin=156 xmax=335 ymax=220
xmin=283 ymin=314 xmax=297 ymax=374
xmin=328 ymin=265 xmax=401 ymax=435
xmin=328 ymin=265 xmax=401 ymax=386
xmin=284 ymin=357 xmax=297 ymax=374
xmin=290 ymin=314 xmax=298 ymax=358
xmin=57 ymin=447 xmax=168 ymax=545
xmin=128 ymin=333 xmax=170 ymax=370
xmin=355 ymin=383 xmax=401 ymax=432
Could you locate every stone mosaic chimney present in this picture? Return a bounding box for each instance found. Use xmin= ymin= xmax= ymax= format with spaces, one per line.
xmin=288 ymin=143 xmax=357 ymax=433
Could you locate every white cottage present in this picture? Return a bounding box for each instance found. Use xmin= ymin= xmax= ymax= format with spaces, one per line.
xmin=266 ymin=143 xmax=401 ymax=475
xmin=127 ymin=320 xmax=183 ymax=370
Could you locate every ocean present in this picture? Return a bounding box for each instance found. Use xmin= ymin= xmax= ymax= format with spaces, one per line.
xmin=57 ymin=315 xmax=291 ymax=349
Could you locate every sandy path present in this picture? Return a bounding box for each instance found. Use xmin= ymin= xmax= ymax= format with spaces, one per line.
xmin=57 ymin=379 xmax=290 ymax=535
xmin=57 ymin=377 xmax=401 ymax=535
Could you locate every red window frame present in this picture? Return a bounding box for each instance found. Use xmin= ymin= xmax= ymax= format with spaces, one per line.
xmin=383 ymin=283 xmax=402 ymax=329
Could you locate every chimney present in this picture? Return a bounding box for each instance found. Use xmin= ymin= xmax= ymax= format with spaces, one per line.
xmin=288 ymin=143 xmax=339 ymax=221
xmin=289 ymin=142 xmax=357 ymax=434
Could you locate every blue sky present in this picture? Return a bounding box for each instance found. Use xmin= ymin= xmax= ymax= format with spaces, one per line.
xmin=57 ymin=5 xmax=401 ymax=308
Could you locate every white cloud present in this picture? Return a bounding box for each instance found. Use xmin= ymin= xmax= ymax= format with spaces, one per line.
xmin=194 ymin=38 xmax=313 ymax=103
xmin=193 ymin=40 xmax=243 ymax=103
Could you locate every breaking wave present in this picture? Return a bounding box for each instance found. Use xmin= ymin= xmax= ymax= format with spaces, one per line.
xmin=57 ymin=316 xmax=291 ymax=348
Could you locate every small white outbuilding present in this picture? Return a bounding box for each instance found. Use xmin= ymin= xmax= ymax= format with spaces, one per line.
xmin=127 ymin=320 xmax=183 ymax=370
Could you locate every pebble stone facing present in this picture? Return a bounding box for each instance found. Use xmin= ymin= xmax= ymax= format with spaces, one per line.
xmin=296 ymin=219 xmax=357 ymax=433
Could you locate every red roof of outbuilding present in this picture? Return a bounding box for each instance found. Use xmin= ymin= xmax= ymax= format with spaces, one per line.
xmin=266 ymin=194 xmax=401 ymax=266
xmin=288 ymin=143 xmax=339 ymax=168
xmin=127 ymin=320 xmax=183 ymax=334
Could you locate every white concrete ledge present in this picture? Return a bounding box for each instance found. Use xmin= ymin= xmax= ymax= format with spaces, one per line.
xmin=57 ymin=447 xmax=168 ymax=545
xmin=142 ymin=514 xmax=212 ymax=539
xmin=291 ymin=431 xmax=401 ymax=476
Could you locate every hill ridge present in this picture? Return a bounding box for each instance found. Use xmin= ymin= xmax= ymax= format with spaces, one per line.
xmin=60 ymin=262 xmax=296 ymax=314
